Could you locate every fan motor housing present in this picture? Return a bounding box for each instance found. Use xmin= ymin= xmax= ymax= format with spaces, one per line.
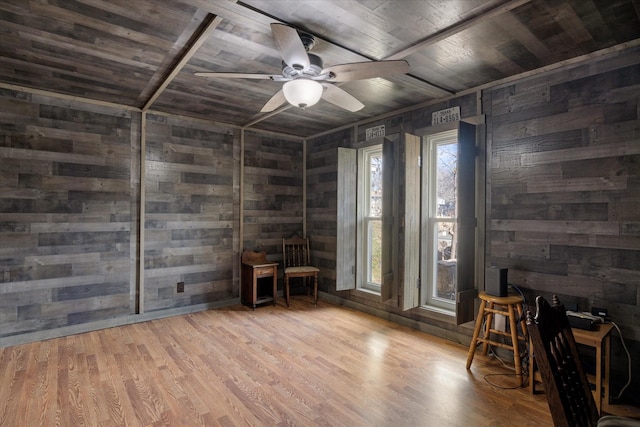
xmin=282 ymin=53 xmax=323 ymax=79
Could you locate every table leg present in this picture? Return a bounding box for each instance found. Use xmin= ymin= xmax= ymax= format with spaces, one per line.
xmin=595 ymin=341 xmax=602 ymax=413
xmin=603 ymin=333 xmax=611 ymax=412
xmin=272 ymin=267 xmax=277 ymax=306
xmin=529 ymin=339 xmax=536 ymax=393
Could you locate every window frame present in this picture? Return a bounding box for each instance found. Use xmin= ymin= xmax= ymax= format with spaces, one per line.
xmin=357 ymin=144 xmax=383 ymax=293
xmin=422 ymin=129 xmax=459 ymax=313
xmin=404 ymin=121 xmax=479 ymax=325
xmin=336 ymin=122 xmax=481 ymax=324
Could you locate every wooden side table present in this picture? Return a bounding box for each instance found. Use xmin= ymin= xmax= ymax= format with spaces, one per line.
xmin=530 ymin=322 xmax=614 ymax=413
xmin=241 ymin=250 xmax=278 ymax=310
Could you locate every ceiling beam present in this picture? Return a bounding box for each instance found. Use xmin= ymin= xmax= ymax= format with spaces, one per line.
xmin=232 ymin=0 xmax=531 ymax=129
xmin=244 ymin=104 xmax=293 ymax=128
xmin=385 ymin=0 xmax=533 ymax=60
xmin=195 ymin=0 xmax=450 ymax=127
xmin=142 ymin=14 xmax=223 ymax=111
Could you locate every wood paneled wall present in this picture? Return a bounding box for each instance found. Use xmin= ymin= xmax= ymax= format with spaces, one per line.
xmin=0 ymin=88 xmax=309 ymax=343
xmin=143 ymin=114 xmax=240 ymax=312
xmin=0 ymin=89 xmax=138 ymax=338
xmin=0 ymin=92 xmax=244 ymax=339
xmin=242 ymin=131 xmax=304 ymax=262
xmin=484 ymin=47 xmax=640 ymax=341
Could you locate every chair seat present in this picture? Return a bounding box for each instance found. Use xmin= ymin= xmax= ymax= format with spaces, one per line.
xmin=284 ymin=266 xmax=319 ymax=274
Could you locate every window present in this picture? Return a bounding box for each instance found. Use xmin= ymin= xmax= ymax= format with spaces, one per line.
xmin=336 ymin=124 xmax=478 ymax=323
xmin=357 ymin=145 xmax=383 ymax=292
xmin=417 ymin=123 xmax=476 ymax=323
xmin=422 ymin=130 xmax=458 ymax=312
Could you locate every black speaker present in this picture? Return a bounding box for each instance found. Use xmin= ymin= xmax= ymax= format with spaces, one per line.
xmin=485 ymin=267 xmax=508 ymax=297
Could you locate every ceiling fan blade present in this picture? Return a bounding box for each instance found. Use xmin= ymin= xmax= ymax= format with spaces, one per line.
xmin=195 ymin=72 xmax=286 ymax=81
xmin=260 ymin=89 xmax=287 ymax=112
xmin=270 ymin=23 xmax=310 ymax=70
xmin=323 ymin=60 xmax=409 ymax=82
xmin=320 ymin=83 xmax=364 ymax=112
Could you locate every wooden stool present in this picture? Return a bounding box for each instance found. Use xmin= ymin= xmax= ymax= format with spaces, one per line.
xmin=466 ymin=292 xmax=527 ymax=381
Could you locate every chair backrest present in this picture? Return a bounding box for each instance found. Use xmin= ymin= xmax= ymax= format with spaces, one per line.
xmin=282 ymin=235 xmax=312 ymax=268
xmin=526 ymin=295 xmax=600 ymax=427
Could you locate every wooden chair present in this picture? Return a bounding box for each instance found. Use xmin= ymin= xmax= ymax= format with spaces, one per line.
xmin=282 ymin=235 xmax=319 ymax=306
xmin=526 ymin=295 xmax=640 ymax=427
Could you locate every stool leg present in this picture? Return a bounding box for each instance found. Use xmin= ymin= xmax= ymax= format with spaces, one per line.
xmin=508 ymin=303 xmax=522 ymax=380
xmin=482 ymin=302 xmax=495 ymax=355
xmin=466 ymin=301 xmax=486 ymax=370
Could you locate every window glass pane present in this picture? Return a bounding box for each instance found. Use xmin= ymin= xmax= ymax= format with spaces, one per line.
xmin=369 ymin=154 xmax=382 ymax=217
xmin=368 ymin=220 xmax=382 ymax=285
xmin=435 ymin=221 xmax=457 ymax=300
xmin=436 ymin=143 xmax=457 ymax=219
xmin=357 ymin=145 xmax=383 ymax=293
xmin=421 ymin=130 xmax=459 ymax=311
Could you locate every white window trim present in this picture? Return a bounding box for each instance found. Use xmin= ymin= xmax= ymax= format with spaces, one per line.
xmin=421 ymin=129 xmax=458 ymax=314
xmin=357 ymin=144 xmax=382 ymax=293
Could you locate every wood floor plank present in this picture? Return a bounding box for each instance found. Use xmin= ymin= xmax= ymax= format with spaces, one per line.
xmin=0 ymin=299 xmax=554 ymax=426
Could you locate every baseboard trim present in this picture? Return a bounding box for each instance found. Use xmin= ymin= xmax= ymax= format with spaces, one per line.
xmin=0 ymin=298 xmax=240 ymax=348
xmin=319 ymin=291 xmax=471 ymax=346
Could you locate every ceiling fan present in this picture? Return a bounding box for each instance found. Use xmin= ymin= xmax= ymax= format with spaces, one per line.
xmin=195 ymin=23 xmax=410 ymax=113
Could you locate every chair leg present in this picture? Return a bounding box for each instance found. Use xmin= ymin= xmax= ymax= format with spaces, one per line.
xmin=313 ymin=273 xmax=318 ymax=304
xmin=285 ymin=275 xmax=290 ymax=307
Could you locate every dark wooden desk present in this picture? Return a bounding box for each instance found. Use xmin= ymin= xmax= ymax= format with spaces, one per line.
xmin=241 ymin=251 xmax=277 ymax=310
xmin=530 ymin=323 xmax=614 ymax=413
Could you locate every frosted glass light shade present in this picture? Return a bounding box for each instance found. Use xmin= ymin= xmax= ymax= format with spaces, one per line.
xmin=283 ymin=79 xmax=323 ymax=109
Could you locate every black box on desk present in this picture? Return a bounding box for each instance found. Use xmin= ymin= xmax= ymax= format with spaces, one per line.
xmin=485 ymin=267 xmax=508 ymax=297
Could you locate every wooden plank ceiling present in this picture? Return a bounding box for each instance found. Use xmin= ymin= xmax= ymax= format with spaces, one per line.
xmin=1 ymin=0 xmax=638 ymax=137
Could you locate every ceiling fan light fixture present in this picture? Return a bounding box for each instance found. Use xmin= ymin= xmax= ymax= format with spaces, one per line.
xmin=283 ymin=79 xmax=323 ymax=109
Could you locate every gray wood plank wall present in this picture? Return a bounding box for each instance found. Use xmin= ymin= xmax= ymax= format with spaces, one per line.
xmin=143 ymin=114 xmax=240 ymax=312
xmin=0 ymin=89 xmax=137 ymax=336
xmin=242 ymin=131 xmax=304 ymax=266
xmin=0 ymin=90 xmax=309 ymax=341
xmin=485 ymin=47 xmax=640 ymax=341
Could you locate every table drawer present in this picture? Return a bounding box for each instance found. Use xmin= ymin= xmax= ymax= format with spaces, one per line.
xmin=255 ymin=267 xmax=274 ymax=277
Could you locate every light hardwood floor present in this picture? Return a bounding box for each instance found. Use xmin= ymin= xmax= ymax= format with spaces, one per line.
xmin=0 ymin=299 xmax=553 ymax=426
